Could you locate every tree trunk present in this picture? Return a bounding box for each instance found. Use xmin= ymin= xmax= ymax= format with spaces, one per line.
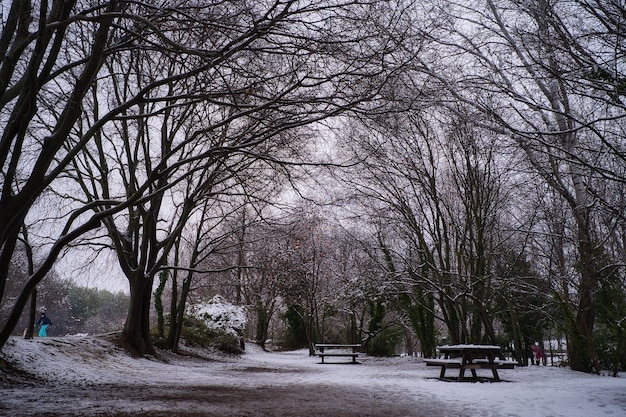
xmin=24 ymin=236 xmax=37 ymax=339
xmin=305 ymin=313 xmax=316 ymax=356
xmin=0 ymin=278 xmax=36 ymax=348
xmin=568 ymin=218 xmax=600 ymax=373
xmin=402 ymin=289 xmax=436 ymax=358
xmin=254 ymin=299 xmax=276 ymax=349
xmin=507 ymin=296 xmax=526 ymax=366
xmin=123 ymin=274 xmax=155 ymax=355
xmin=25 ymin=288 xmax=37 ymax=339
xmin=255 ymin=301 xmax=269 ymax=348
xmin=478 ymin=303 xmax=497 ymax=345
xmin=154 ymin=271 xmax=168 ymax=340
xmin=166 ymin=270 xmax=178 ymax=350
xmin=170 ymin=270 xmax=193 ymax=354
xmin=439 ymin=294 xmax=462 ymax=345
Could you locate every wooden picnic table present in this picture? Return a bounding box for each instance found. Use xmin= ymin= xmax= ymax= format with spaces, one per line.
xmin=314 ymin=343 xmax=361 ymax=364
xmin=424 ymin=344 xmax=516 ymax=382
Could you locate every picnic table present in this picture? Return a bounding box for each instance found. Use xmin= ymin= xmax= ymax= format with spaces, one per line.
xmin=314 ymin=343 xmax=361 ymax=364
xmin=424 ymin=344 xmax=517 ymax=382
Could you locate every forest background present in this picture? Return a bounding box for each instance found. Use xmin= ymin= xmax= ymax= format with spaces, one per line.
xmin=1 ymin=0 xmax=625 ymax=377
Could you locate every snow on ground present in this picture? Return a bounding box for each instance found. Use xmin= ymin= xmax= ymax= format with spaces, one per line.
xmin=1 ymin=334 xmax=625 ymax=417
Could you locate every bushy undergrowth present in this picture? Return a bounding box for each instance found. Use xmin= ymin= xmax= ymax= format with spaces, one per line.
xmin=367 ymin=325 xmax=404 ymax=357
xmin=180 ymin=316 xmax=243 ymax=354
xmin=180 ymin=295 xmax=247 ymax=354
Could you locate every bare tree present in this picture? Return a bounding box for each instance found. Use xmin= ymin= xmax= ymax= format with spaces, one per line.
xmin=412 ymin=0 xmax=626 ymax=373
xmin=232 ymin=215 xmax=290 ymax=349
xmin=163 ymin=196 xmax=245 ymax=353
xmin=340 ymin=104 xmax=517 ymax=350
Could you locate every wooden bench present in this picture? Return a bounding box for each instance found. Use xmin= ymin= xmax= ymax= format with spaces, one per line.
xmin=315 ymin=344 xmax=361 ymax=364
xmin=494 ymin=360 xmax=517 ymax=369
xmin=424 ymin=358 xmax=462 ymax=378
xmin=471 ymin=358 xmax=518 ymax=368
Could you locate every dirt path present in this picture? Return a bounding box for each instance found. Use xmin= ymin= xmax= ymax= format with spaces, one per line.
xmin=1 ymin=336 xmax=462 ymax=417
xmin=10 ymin=381 xmax=438 ymax=417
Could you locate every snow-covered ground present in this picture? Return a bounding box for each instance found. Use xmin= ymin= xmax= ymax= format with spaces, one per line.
xmin=1 ymin=334 xmax=625 ymax=417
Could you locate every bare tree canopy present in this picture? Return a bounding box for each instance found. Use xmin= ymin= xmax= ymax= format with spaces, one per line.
xmin=1 ymin=1 xmax=624 ymax=376
xmin=0 ymin=0 xmax=415 ymax=352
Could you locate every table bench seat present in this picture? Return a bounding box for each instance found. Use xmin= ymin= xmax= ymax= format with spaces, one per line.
xmin=317 ymin=352 xmax=360 ymax=364
xmin=494 ymin=360 xmax=517 ymax=369
xmin=424 ymin=359 xmax=462 ymax=367
xmin=472 ymin=359 xmax=518 ymax=369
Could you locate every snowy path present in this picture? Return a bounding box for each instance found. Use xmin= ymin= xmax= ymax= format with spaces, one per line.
xmin=1 ymin=336 xmax=625 ymax=416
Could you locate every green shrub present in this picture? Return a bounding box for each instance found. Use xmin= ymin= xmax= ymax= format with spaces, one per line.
xmin=281 ymin=305 xmax=308 ymax=350
xmin=367 ymin=325 xmax=404 ymax=357
xmin=180 ymin=316 xmax=243 ymax=354
xmin=594 ymin=325 xmax=626 ymax=373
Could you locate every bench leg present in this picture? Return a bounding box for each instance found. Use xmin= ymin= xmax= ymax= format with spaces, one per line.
xmin=491 ymin=367 xmax=500 ymax=382
xmin=440 ymin=365 xmax=446 ymax=379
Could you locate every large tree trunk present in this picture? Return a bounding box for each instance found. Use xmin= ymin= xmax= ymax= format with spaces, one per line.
xmin=25 ymin=288 xmax=37 ymax=339
xmin=568 ymin=214 xmax=600 ymax=373
xmin=254 ymin=299 xmax=276 ymax=349
xmin=439 ymin=294 xmax=462 ymax=345
xmin=414 ymin=293 xmax=437 ymax=358
xmin=0 ymin=276 xmax=38 ymax=348
xmin=507 ymin=296 xmax=526 ymax=366
xmin=123 ymin=274 xmax=155 ymax=355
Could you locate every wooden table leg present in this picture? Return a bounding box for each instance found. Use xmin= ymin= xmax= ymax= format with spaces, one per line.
xmin=487 ymin=353 xmax=500 ymax=381
xmin=491 ymin=366 xmax=500 ymax=381
xmin=459 ymin=354 xmax=469 ymax=381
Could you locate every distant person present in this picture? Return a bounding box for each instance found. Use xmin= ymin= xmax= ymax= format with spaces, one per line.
xmin=36 ymin=311 xmax=52 ymax=337
xmin=530 ymin=343 xmax=545 ymax=365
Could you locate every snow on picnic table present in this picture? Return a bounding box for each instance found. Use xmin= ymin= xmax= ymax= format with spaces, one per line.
xmin=1 ymin=335 xmax=625 ymax=417
xmin=437 ymin=344 xmax=502 ymax=350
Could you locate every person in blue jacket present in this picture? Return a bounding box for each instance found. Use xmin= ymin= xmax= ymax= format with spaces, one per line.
xmin=36 ymin=311 xmax=52 ymax=337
